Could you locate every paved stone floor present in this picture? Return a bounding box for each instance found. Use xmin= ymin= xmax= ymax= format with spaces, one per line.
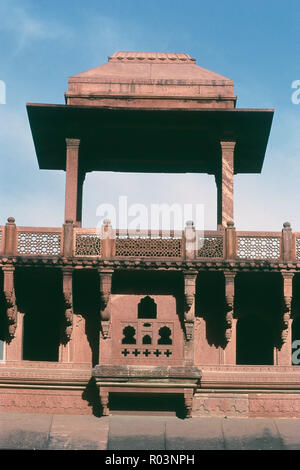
xmin=0 ymin=412 xmax=300 ymax=450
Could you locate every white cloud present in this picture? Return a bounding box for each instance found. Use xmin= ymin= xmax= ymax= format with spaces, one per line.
xmin=0 ymin=0 xmax=72 ymax=52
xmin=0 ymin=107 xmax=34 ymax=158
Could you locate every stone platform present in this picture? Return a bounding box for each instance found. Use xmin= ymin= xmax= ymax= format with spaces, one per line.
xmin=1 ymin=412 xmax=300 ymax=450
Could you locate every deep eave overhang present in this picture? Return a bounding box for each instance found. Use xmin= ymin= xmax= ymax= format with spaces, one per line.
xmin=26 ymin=104 xmax=274 ymax=174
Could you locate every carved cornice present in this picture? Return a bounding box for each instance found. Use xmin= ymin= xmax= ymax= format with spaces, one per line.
xmin=2 ymin=256 xmax=300 ymax=274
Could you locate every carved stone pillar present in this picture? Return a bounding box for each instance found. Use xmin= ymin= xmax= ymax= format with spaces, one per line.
xmin=3 ymin=265 xmax=17 ymax=342
xmin=224 ymin=271 xmax=236 ymax=343
xmin=62 ymin=268 xmax=73 ymax=342
xmin=99 ymin=269 xmax=113 ymax=339
xmin=215 ymin=141 xmax=236 ymax=229
xmin=64 ymin=138 xmax=85 ymax=228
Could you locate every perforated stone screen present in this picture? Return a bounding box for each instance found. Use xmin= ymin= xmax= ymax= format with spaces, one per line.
xmin=237 ymin=236 xmax=281 ymax=260
xmin=116 ymin=236 xmax=182 ymax=257
xmin=17 ymin=232 xmax=61 ymax=256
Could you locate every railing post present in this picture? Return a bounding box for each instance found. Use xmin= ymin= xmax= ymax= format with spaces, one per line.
xmin=225 ymin=221 xmax=236 ymax=260
xmin=184 ymin=221 xmax=196 ymax=260
xmin=63 ymin=219 xmax=74 ymax=257
xmin=4 ymin=217 xmax=17 ymax=256
xmin=282 ymin=222 xmax=293 ymax=262
xmin=102 ymin=219 xmax=113 ymax=258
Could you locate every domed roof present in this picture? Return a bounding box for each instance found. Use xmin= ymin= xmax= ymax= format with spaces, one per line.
xmin=65 ymin=51 xmax=236 ymax=109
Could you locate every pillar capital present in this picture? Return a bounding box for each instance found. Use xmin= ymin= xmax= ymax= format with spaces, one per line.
xmin=220 ymin=140 xmax=236 ymax=151
xmin=65 ymin=138 xmax=80 ymax=148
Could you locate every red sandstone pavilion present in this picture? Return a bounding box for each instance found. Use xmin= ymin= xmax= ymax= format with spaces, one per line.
xmin=0 ymin=51 xmax=300 ymax=418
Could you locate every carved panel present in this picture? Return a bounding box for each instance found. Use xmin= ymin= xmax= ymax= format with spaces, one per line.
xmin=198 ymin=237 xmax=223 ymax=258
xmin=237 ymin=236 xmax=281 ymax=260
xmin=75 ymin=233 xmax=102 ymax=256
xmin=17 ymin=232 xmax=61 ymax=256
xmin=116 ymin=236 xmax=182 ymax=257
xmin=119 ymin=320 xmax=174 ymax=361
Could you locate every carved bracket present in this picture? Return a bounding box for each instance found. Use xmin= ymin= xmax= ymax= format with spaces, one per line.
xmin=281 ymin=273 xmax=294 ymax=344
xmin=3 ymin=266 xmax=17 ymax=342
xmin=224 ymin=272 xmax=236 ymax=343
xmin=99 ymin=270 xmax=113 ymax=339
xmin=183 ymin=272 xmax=197 ymax=341
xmin=62 ymin=268 xmax=73 ymax=342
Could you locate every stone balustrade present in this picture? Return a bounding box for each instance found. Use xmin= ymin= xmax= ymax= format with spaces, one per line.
xmin=0 ymin=218 xmax=299 ymax=262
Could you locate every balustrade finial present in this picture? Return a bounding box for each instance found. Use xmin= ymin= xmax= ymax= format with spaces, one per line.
xmin=7 ymin=217 xmax=15 ymax=224
xmin=283 ymin=222 xmax=291 ymax=229
xmin=103 ymin=219 xmax=112 ymax=227
xmin=185 ymin=220 xmax=194 ymax=227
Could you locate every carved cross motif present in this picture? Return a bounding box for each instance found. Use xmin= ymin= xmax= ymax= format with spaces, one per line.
xmin=3 ymin=266 xmax=17 ymax=342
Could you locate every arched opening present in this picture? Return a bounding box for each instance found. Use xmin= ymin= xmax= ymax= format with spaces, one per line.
xmin=158 ymin=326 xmax=172 ymax=345
xmin=16 ymin=268 xmax=62 ymax=362
xmin=236 ymin=315 xmax=274 ymax=365
xmin=142 ymin=334 xmax=152 ymax=345
xmin=122 ymin=325 xmax=136 ymax=344
xmin=235 ymin=273 xmax=280 ymax=366
xmin=138 ymin=296 xmax=157 ymax=319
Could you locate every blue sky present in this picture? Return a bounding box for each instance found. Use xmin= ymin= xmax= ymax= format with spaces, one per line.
xmin=0 ymin=0 xmax=300 ymax=230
